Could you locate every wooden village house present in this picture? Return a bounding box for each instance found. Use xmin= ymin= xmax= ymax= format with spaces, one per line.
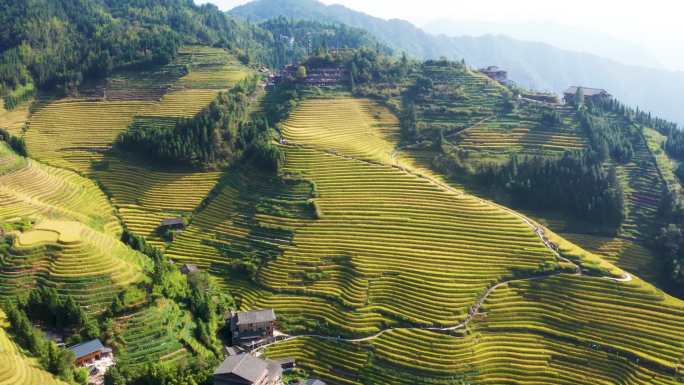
xmin=180 ymin=264 xmax=199 ymax=275
xmin=479 ymin=66 xmax=509 ymax=84
xmin=159 ymin=217 xmax=185 ymax=231
xmin=563 ymin=86 xmax=612 ymax=104
xmin=213 ymin=353 xmax=283 ymax=385
xmin=69 ymin=339 xmax=112 ymax=367
xmin=230 ymin=309 xmax=276 ymax=344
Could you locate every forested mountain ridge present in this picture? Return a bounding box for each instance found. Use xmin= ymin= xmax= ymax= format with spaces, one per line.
xmin=230 ymin=0 xmax=684 ymax=126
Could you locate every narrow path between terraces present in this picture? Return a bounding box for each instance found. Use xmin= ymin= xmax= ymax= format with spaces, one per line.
xmin=255 ymin=144 xmax=632 ymax=354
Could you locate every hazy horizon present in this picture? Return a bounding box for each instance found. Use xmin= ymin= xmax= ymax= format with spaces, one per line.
xmin=198 ymin=0 xmax=684 ymax=72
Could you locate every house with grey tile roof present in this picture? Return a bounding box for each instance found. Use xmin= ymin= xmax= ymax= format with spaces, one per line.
xmin=213 ymin=353 xmax=282 ymax=385
xmin=230 ymin=309 xmax=276 ymax=344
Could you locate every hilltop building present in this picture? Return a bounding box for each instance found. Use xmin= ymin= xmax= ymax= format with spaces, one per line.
xmin=213 ymin=353 xmax=283 ymax=385
xmin=69 ymin=339 xmax=112 ymax=367
xmin=230 ymin=309 xmax=277 ymax=344
xmin=563 ymin=86 xmax=612 ymax=104
xmin=268 ymin=65 xmax=348 ymax=88
xmin=479 ymin=66 xmax=508 ymax=84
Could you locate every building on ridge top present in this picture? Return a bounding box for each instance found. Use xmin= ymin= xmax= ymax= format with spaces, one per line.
xmin=563 ymin=86 xmax=612 ymax=104
xmin=479 ymin=66 xmax=508 ymax=84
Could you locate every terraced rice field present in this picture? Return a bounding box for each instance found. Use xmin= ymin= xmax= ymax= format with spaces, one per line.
xmin=249 ymin=97 xmax=684 ymax=384
xmin=91 ymin=156 xmax=221 ymax=247
xmin=475 ymin=274 xmax=684 ymax=380
xmin=560 ymin=233 xmax=659 ymax=281
xmin=0 ymin=99 xmax=32 ymax=136
xmin=644 ymin=127 xmax=680 ymax=194
xmin=0 ymin=310 xmax=67 ymax=385
xmin=116 ymin=300 xmax=192 ymax=367
xmin=25 ymin=100 xmax=153 ymax=173
xmin=0 ymin=144 xmax=120 ymax=236
xmin=21 ymin=46 xmax=249 ymax=246
xmin=409 ymin=65 xmax=588 ymax=165
xmin=0 ymin=220 xmax=150 ymax=312
xmin=616 ymin=132 xmax=665 ymax=240
xmin=170 ymin=97 xmax=554 ymax=335
xmin=415 ymin=66 xmax=505 ymax=133
xmin=456 ymin=105 xmax=587 ymax=156
xmin=135 ymin=46 xmax=249 ymax=118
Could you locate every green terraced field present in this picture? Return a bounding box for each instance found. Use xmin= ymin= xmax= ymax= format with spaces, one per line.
xmin=25 ymin=99 xmax=154 ymax=173
xmin=0 ymin=220 xmax=150 ymax=312
xmin=560 ymin=233 xmax=660 ymax=282
xmin=0 ymin=310 xmax=68 ymax=385
xmin=0 ymin=144 xmax=120 ymax=236
xmin=404 ymin=64 xmax=588 ymax=166
xmin=115 ymin=299 xmax=192 ymax=367
xmin=90 ymin=156 xmax=222 ymax=247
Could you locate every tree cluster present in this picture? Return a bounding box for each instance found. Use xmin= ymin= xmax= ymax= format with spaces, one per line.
xmin=479 ymin=152 xmax=625 ymax=227
xmin=0 ymin=127 xmax=27 ymax=156
xmin=579 ymin=108 xmax=637 ymax=164
xmin=25 ymin=286 xmax=100 ymax=339
xmin=2 ymin=297 xmax=88 ymax=384
xmin=117 ymin=76 xmax=282 ymax=170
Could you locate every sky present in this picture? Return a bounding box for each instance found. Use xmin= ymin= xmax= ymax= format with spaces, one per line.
xmin=198 ymin=0 xmax=684 ymax=71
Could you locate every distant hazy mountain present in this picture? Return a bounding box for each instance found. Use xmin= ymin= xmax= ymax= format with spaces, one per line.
xmin=230 ymin=0 xmax=684 ymax=125
xmin=423 ymin=19 xmax=664 ymax=70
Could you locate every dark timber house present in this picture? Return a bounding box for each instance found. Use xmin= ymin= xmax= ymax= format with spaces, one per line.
xmin=69 ymin=339 xmax=112 ymax=367
xmin=180 ymin=264 xmax=199 ymax=275
xmin=213 ymin=353 xmax=283 ymax=385
xmin=479 ymin=66 xmax=508 ymax=83
xmin=230 ymin=309 xmax=276 ymax=344
xmin=563 ymin=86 xmax=612 ymax=104
xmin=159 ymin=217 xmax=184 ymax=230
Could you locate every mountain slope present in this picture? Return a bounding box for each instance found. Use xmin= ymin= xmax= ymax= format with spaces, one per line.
xmin=229 ymin=0 xmax=684 ymax=125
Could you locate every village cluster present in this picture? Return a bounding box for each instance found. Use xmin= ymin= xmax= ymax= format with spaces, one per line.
xmin=67 ymin=304 xmax=318 ymax=385
xmin=479 ymin=65 xmax=611 ymax=105
xmin=63 ymin=257 xmax=317 ymax=385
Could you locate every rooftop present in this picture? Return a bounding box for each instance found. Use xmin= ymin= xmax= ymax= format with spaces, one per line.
xmin=214 ymin=353 xmax=267 ymax=383
xmin=69 ymin=339 xmax=105 ymax=360
xmin=180 ymin=264 xmax=198 ymax=273
xmin=236 ymin=309 xmax=276 ymax=325
xmin=564 ymin=86 xmax=610 ymax=96
xmin=214 ymin=353 xmax=282 ymax=383
xmin=160 ymin=217 xmax=184 ymax=227
xmin=481 ymin=66 xmax=504 ymax=72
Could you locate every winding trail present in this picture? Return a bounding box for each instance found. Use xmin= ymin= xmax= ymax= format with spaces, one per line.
xmin=254 ymin=144 xmax=632 ymax=354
